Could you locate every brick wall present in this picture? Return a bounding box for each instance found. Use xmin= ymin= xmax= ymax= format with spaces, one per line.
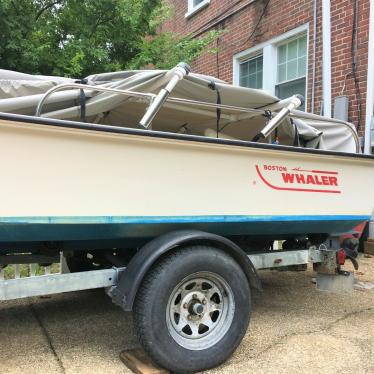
xmin=161 ymin=0 xmax=369 ymax=135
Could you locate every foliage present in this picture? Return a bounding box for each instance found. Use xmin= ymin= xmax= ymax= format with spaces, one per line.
xmin=129 ymin=30 xmax=222 ymax=70
xmin=0 ymin=0 xmax=38 ymax=73
xmin=3 ymin=263 xmax=60 ymax=279
xmin=0 ymin=0 xmax=220 ymax=77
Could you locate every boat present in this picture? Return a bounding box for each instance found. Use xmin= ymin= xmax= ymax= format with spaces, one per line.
xmin=0 ymin=63 xmax=372 ymax=246
xmin=1 ymin=63 xmax=373 ymax=374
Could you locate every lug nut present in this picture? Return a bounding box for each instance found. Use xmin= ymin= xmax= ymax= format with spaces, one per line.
xmin=192 ymin=294 xmax=197 ymax=299
xmin=202 ymin=299 xmax=207 ymax=305
xmin=183 ymin=303 xmax=188 ymax=309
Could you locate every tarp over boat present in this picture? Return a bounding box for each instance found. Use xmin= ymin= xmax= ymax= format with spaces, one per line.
xmin=0 ymin=68 xmax=359 ymax=153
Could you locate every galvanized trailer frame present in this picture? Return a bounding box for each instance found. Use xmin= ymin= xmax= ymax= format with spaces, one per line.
xmin=0 ymin=247 xmax=335 ymax=301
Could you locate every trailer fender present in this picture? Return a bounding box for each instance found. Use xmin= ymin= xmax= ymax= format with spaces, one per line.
xmin=110 ymin=230 xmax=261 ymax=311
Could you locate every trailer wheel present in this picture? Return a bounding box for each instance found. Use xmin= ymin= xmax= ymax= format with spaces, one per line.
xmin=133 ymin=246 xmax=251 ymax=373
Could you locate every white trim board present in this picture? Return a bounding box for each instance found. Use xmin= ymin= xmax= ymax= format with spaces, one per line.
xmin=322 ymin=0 xmax=332 ymax=117
xmin=364 ymin=0 xmax=374 ymax=154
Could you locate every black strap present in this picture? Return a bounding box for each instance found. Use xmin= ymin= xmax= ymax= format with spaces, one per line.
xmin=208 ymin=81 xmax=221 ymax=138
xmin=292 ymin=119 xmax=300 ymax=147
xmin=76 ymin=79 xmax=87 ymax=123
xmin=79 ymin=89 xmax=86 ymax=122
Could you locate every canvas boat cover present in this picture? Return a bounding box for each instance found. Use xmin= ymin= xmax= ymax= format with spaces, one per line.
xmin=0 ymin=68 xmax=360 ymax=153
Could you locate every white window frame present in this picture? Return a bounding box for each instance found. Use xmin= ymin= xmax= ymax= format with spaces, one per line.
xmin=185 ymin=0 xmax=210 ymax=19
xmin=233 ymin=24 xmax=309 ymax=106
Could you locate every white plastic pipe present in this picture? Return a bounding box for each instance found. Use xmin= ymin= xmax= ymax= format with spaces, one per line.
xmin=252 ymin=94 xmax=304 ymax=141
xmin=322 ymin=0 xmax=332 ymax=117
xmin=139 ymin=63 xmax=190 ymax=129
xmin=364 ymin=0 xmax=374 ymax=154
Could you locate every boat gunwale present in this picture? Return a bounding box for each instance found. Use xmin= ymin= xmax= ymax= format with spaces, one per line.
xmin=1 ymin=111 xmax=373 ymax=161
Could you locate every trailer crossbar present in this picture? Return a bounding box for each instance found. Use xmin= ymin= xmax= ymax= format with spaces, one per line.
xmin=248 ymin=249 xmax=323 ymax=269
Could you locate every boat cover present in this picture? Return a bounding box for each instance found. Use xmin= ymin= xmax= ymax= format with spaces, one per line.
xmin=0 ymin=68 xmax=359 ymax=153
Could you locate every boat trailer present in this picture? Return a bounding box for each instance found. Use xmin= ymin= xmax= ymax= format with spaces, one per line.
xmin=0 ymin=245 xmax=355 ymax=301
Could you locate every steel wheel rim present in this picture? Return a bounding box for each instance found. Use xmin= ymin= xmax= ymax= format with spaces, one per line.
xmin=166 ymin=271 xmax=235 ymax=350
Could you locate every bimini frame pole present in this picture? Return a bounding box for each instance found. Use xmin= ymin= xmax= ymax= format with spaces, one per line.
xmin=252 ymin=94 xmax=304 ymax=142
xmin=138 ymin=62 xmax=191 ymax=129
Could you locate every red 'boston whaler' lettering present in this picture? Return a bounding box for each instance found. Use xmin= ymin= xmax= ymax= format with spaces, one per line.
xmin=255 ymin=165 xmax=341 ymax=194
xmin=281 ymin=172 xmax=338 ymax=186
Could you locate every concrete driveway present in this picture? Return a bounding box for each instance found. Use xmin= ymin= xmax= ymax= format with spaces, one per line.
xmin=0 ymin=254 xmax=373 ymax=374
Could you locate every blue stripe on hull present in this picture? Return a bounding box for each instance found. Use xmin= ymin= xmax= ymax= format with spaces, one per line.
xmin=0 ymin=215 xmax=369 ymax=242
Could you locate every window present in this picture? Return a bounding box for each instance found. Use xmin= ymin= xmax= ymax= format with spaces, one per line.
xmin=276 ymin=35 xmax=307 ymax=110
xmin=186 ymin=0 xmax=210 ymax=18
xmin=239 ymin=55 xmax=263 ymax=89
xmin=233 ymin=25 xmax=308 ymax=111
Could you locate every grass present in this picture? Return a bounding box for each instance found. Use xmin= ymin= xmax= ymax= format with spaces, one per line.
xmin=2 ymin=263 xmax=61 ymax=279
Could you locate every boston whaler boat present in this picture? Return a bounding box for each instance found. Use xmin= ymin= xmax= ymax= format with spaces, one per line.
xmin=0 ymin=63 xmax=373 ymax=373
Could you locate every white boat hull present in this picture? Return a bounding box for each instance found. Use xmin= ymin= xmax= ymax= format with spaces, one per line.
xmin=1 ymin=115 xmax=373 ymax=242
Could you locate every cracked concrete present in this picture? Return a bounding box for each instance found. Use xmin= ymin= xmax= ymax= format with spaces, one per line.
xmin=208 ymin=254 xmax=374 ymax=374
xmin=29 ymin=303 xmax=66 ymax=374
xmin=0 ymin=254 xmax=373 ymax=374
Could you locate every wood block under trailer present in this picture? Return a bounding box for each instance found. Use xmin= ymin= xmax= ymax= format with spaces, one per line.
xmin=119 ymin=349 xmax=169 ymax=374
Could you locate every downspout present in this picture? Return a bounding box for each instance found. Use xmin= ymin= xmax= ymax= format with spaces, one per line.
xmin=364 ymin=0 xmax=374 ymax=154
xmin=322 ymin=0 xmax=332 ymax=117
xmin=311 ymin=0 xmax=317 ymax=113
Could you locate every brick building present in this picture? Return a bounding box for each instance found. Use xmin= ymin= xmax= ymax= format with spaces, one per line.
xmin=161 ymin=0 xmax=374 ymax=153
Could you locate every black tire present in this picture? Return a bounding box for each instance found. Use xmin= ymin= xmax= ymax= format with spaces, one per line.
xmin=133 ymin=246 xmax=251 ymax=373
